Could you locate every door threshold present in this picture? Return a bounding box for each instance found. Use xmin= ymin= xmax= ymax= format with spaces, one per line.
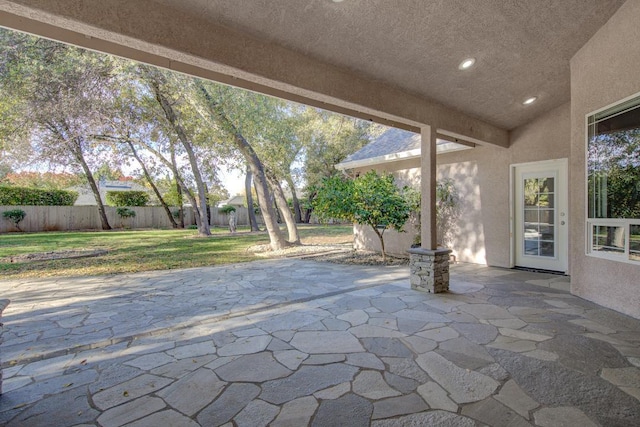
xmin=513 ymin=266 xmax=567 ymax=276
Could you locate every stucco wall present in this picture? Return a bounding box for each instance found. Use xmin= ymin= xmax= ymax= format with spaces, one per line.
xmin=569 ymin=0 xmax=640 ymax=318
xmin=352 ymin=103 xmax=571 ymax=267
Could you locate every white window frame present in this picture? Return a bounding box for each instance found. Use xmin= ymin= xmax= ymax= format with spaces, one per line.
xmin=585 ymin=90 xmax=640 ymax=264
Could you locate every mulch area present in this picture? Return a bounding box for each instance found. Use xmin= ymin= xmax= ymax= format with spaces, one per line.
xmin=250 ymin=243 xmax=409 ymax=266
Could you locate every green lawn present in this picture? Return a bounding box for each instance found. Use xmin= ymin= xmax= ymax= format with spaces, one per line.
xmin=0 ymin=225 xmax=353 ymax=279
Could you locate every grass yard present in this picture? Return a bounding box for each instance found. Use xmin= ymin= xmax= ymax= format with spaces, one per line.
xmin=0 ymin=225 xmax=353 ymax=279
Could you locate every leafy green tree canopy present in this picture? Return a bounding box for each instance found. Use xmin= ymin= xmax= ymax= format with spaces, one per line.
xmin=313 ymin=171 xmax=410 ymax=260
xmin=106 ymin=191 xmax=149 ymax=207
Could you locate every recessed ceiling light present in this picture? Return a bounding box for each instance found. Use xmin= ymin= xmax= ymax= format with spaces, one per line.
xmin=523 ymin=96 xmax=537 ymax=105
xmin=332 ymin=0 xmax=345 ymax=3
xmin=458 ymin=58 xmax=476 ymax=70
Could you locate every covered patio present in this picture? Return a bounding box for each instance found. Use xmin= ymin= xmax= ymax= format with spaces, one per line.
xmin=1 ymin=259 xmax=639 ymax=426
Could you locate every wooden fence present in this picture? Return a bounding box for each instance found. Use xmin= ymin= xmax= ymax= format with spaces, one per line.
xmin=0 ymin=205 xmax=259 ymax=233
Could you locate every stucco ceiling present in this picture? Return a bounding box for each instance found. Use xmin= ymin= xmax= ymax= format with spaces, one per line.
xmin=152 ymin=0 xmax=625 ymax=130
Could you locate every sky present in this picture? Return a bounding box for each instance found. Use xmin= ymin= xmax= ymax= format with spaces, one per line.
xmin=219 ymin=166 xmax=245 ymax=196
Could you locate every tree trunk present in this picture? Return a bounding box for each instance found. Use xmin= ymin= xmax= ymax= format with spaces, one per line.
xmin=286 ymin=175 xmax=302 ymax=223
xmin=267 ymin=171 xmax=300 ymax=244
xmin=138 ymin=137 xmax=201 ymax=228
xmin=371 ymin=224 xmax=386 ymax=262
xmin=144 ymin=69 xmax=211 ymax=236
xmin=204 ymin=182 xmax=212 ymax=227
xmin=196 ymin=82 xmax=286 ymax=250
xmin=127 ymin=140 xmax=178 ymax=228
xmin=245 ymin=165 xmax=260 ymax=231
xmin=73 ymin=140 xmax=111 ymax=230
xmin=304 ymin=192 xmax=316 ymax=223
xmin=170 ymin=144 xmax=185 ymax=228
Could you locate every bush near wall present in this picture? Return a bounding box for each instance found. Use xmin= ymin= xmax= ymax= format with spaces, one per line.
xmin=0 ymin=186 xmax=78 ymax=206
xmin=106 ymin=191 xmax=149 ymax=207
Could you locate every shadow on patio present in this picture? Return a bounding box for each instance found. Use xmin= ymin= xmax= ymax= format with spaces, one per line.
xmin=0 ymin=260 xmax=639 ymax=426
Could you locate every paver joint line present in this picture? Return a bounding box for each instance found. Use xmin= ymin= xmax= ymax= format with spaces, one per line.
xmin=1 ymin=278 xmax=393 ymax=367
xmin=0 ymin=261 xmax=639 ymax=427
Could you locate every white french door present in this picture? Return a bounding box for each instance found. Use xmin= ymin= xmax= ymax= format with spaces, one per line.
xmin=513 ymin=159 xmax=568 ymax=273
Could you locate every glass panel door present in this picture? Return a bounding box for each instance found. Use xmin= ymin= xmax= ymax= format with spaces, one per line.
xmin=523 ymin=176 xmax=555 ymax=258
xmin=513 ymin=159 xmax=568 ymax=273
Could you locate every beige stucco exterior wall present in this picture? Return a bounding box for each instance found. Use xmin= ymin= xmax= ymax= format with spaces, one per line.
xmin=569 ymin=0 xmax=640 ymax=318
xmin=353 ymin=103 xmax=570 ymax=268
xmin=351 ymin=159 xmax=421 ymax=258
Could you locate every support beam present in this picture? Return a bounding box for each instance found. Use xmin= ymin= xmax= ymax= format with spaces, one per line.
xmin=0 ymin=0 xmax=509 ymax=147
xmin=410 ymin=125 xmax=451 ymax=294
xmin=421 ymin=125 xmax=438 ymax=250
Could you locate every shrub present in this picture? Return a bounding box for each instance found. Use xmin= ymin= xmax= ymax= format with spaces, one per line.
xmin=2 ymin=209 xmax=26 ymax=231
xmin=106 ymin=191 xmax=149 ymax=207
xmin=0 ymin=186 xmax=78 ymax=205
xmin=187 ymin=224 xmax=198 ymax=230
xmin=116 ymin=207 xmax=137 ymax=219
xmin=219 ymin=205 xmax=236 ymax=215
xmin=313 ymin=171 xmax=410 ymax=261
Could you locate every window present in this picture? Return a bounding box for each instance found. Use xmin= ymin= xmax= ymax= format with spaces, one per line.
xmin=587 ymin=93 xmax=640 ymax=262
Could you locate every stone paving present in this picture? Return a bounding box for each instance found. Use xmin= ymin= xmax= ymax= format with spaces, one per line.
xmin=0 ymin=259 xmax=639 ymax=426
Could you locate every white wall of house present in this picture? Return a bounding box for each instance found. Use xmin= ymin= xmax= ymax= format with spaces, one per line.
xmin=569 ymin=0 xmax=640 ymax=319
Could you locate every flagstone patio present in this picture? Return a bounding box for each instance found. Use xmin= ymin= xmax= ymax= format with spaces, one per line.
xmin=0 ymin=259 xmax=639 ymax=426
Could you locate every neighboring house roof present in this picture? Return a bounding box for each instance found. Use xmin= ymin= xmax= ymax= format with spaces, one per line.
xmin=69 ymin=180 xmax=150 ymax=206
xmin=336 ymin=128 xmax=473 ymax=170
xmin=221 ymin=194 xmax=246 ymax=207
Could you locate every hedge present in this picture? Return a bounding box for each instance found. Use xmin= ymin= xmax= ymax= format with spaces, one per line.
xmin=0 ymin=185 xmax=78 ymax=206
xmin=106 ymin=191 xmax=149 ymax=207
xmin=219 ymin=205 xmax=237 ymax=214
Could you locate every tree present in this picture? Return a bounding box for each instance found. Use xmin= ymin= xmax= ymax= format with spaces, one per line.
xmin=201 ymin=83 xmax=304 ymax=243
xmin=139 ymin=66 xmax=213 ymax=236
xmin=94 ymin=163 xmax=125 ymax=182
xmin=1 ymin=171 xmax=83 ymax=189
xmin=300 ymin=109 xmax=384 ymax=222
xmin=0 ymin=29 xmax=116 ymax=230
xmin=245 ymin=165 xmax=260 ymax=231
xmin=194 ymin=81 xmax=289 ymax=250
xmin=313 ymin=171 xmax=411 ymax=261
xmin=2 ymin=208 xmax=26 ymax=231
xmin=124 ymin=139 xmax=178 ymax=228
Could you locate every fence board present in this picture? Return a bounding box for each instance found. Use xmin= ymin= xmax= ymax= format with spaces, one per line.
xmin=0 ymin=206 xmax=258 ymax=233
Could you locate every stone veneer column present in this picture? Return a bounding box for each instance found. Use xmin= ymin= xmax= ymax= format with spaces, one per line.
xmin=0 ymin=299 xmax=9 ymax=394
xmin=408 ymin=248 xmax=452 ymax=293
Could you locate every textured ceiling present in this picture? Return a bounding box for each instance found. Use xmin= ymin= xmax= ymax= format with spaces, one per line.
xmin=152 ymin=0 xmax=625 ymax=130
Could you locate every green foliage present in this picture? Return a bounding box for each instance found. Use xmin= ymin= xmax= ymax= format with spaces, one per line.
xmin=106 ymin=191 xmax=149 ymax=207
xmin=116 ymin=207 xmax=136 ymax=219
xmin=219 ymin=205 xmax=237 ymax=215
xmin=588 ymin=127 xmax=640 ymax=219
xmin=301 ymin=110 xmax=384 ymax=220
xmin=2 ymin=208 xmax=26 ymax=231
xmin=162 ymin=181 xmax=184 ymax=207
xmin=0 ymin=185 xmax=78 ymax=205
xmin=1 ymin=171 xmax=84 ymax=190
xmin=94 ymin=164 xmax=125 ymax=182
xmin=312 ymin=175 xmax=355 ymax=222
xmin=408 ymin=178 xmax=462 ymax=247
xmin=313 ymin=171 xmax=410 ymax=259
xmin=187 ymin=224 xmax=198 ymax=230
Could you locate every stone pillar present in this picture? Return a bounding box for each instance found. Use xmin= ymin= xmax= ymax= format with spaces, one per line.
xmin=0 ymin=299 xmax=9 ymax=395
xmin=408 ymin=248 xmax=452 ymax=293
